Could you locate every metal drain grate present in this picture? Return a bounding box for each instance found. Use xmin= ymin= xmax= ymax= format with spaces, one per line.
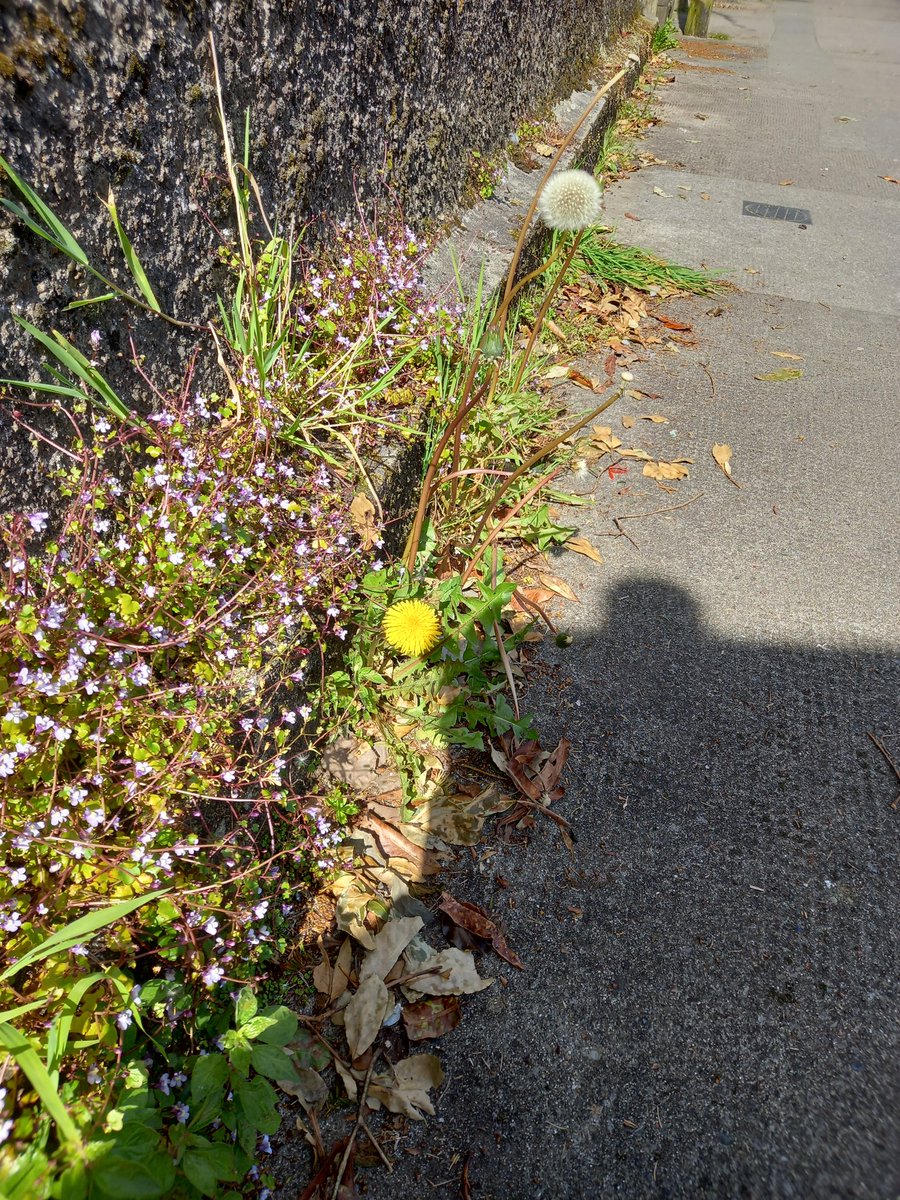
xmin=743 ymin=200 xmax=812 ymax=224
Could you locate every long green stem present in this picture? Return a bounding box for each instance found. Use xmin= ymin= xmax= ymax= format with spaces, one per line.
xmin=497 ymin=60 xmax=634 ymax=332
xmin=511 ymin=232 xmax=584 ymax=393
xmin=460 ymin=466 xmax=560 ymax=588
xmin=403 ymin=383 xmax=488 ymax=573
xmin=466 ymin=387 xmax=624 ymax=556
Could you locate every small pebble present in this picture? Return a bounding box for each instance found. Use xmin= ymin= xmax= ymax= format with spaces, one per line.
xmin=621 ymin=371 xmax=634 ymax=381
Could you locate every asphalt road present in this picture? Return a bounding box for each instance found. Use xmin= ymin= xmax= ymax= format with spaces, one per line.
xmin=357 ymin=2 xmax=900 ymax=1196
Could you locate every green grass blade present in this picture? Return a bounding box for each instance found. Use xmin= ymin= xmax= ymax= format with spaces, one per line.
xmin=102 ymin=189 xmax=161 ymax=311
xmin=0 ymin=1021 xmax=82 ymax=1146
xmin=0 ymin=998 xmax=47 ymax=1023
xmin=0 ymin=155 xmax=89 ymax=266
xmin=65 ymin=292 xmax=117 ymax=310
xmin=46 ymin=972 xmax=110 ymax=1075
xmin=11 ymin=314 xmax=132 ymax=421
xmin=0 ymin=891 xmax=170 ymax=982
xmin=0 ymin=377 xmax=90 ymax=402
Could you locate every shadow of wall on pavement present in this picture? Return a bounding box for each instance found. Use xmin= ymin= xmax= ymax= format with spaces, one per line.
xmin=400 ymin=575 xmax=900 ymax=1200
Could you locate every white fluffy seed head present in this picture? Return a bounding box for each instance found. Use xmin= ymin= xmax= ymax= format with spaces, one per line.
xmin=537 ymin=169 xmax=603 ymax=231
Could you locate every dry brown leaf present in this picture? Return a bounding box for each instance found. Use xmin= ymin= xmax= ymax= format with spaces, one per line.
xmin=565 ymin=536 xmax=603 ymax=563
xmin=321 ymin=736 xmax=400 ymax=795
xmin=880 ymin=175 xmax=900 ymax=185
xmin=779 ymin=179 xmax=795 ymax=186
xmin=439 ymin=893 xmax=524 ymax=969
xmin=344 ymin=974 xmax=393 ymax=1059
xmin=543 ymin=364 xmax=570 ymax=380
xmin=277 ymin=1068 xmax=328 ymax=1110
xmin=349 ymin=493 xmax=378 ymax=550
xmin=335 ymin=1060 xmax=359 ymax=1101
xmin=591 ymin=425 xmax=622 ymax=453
xmin=312 ymin=936 xmax=354 ymax=1003
xmin=771 ymin=351 xmax=803 ymax=360
xmin=533 ymin=141 xmax=555 ymax=157
xmin=516 ymin=585 xmax=556 ymax=608
xmin=401 ymin=785 xmax=515 ymax=848
xmin=617 ymin=447 xmax=653 ymax=461
xmin=367 ymin=1054 xmax=444 ymax=1120
xmin=643 ymin=460 xmax=690 ymax=481
xmin=621 ymin=415 xmax=635 ymax=429
xmin=712 ymin=443 xmax=742 ymax=488
xmin=402 ymin=996 xmax=461 ymax=1042
xmin=700 ymin=192 xmax=711 ymax=200
xmin=755 ymin=368 xmax=803 ymax=382
xmin=623 ymin=211 xmax=642 ymax=221
xmin=360 ymin=916 xmax=424 ymax=983
xmin=409 ymin=948 xmax=494 ymax=996
xmin=356 ymin=813 xmax=443 ymax=878
xmin=640 ymin=414 xmax=669 ymax=423
xmin=654 ymin=314 xmax=692 ymax=332
xmin=537 ymin=572 xmax=579 ymax=603
xmin=569 ymin=369 xmax=604 ymax=393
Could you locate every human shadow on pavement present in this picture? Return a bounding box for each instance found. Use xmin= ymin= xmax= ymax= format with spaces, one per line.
xmin=382 ymin=578 xmax=899 ymax=1200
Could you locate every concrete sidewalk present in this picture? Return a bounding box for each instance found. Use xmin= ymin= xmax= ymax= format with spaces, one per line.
xmin=364 ymin=3 xmax=900 ymax=1196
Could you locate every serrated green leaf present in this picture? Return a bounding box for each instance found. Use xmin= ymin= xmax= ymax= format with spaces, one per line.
xmin=182 ymin=1139 xmax=236 ymax=1197
xmin=234 ymin=1077 xmax=279 ymax=1134
xmin=251 ymin=1005 xmax=298 ymax=1046
xmin=91 ymin=1149 xmax=174 ymax=1199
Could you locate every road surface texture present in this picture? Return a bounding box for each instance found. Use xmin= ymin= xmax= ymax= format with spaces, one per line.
xmin=361 ymin=2 xmax=900 ymax=1197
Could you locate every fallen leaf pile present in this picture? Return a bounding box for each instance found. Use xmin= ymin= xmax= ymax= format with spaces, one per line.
xmin=289 ymin=878 xmax=525 ymax=1192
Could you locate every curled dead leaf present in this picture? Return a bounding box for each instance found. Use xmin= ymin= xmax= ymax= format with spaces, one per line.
xmin=755 ymin=368 xmax=803 ymax=381
xmin=312 ymin=936 xmax=354 ymax=1004
xmin=344 ymin=974 xmax=393 ymax=1059
xmin=367 ymin=1054 xmax=444 ymax=1120
xmin=439 ymin=892 xmax=524 ymax=970
xmin=565 ymin=535 xmax=603 ymax=564
xmin=402 ymin=995 xmax=462 ymax=1042
xmin=643 ymin=460 xmax=690 ymax=481
xmin=537 ymin=572 xmax=579 ymax=603
xmin=277 ymin=1067 xmax=328 ymax=1110
xmin=712 ymin=443 xmax=742 ymax=488
xmin=350 ymin=493 xmax=378 ymax=549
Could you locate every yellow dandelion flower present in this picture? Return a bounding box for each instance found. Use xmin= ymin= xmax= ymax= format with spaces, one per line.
xmin=382 ymin=599 xmax=441 ymax=657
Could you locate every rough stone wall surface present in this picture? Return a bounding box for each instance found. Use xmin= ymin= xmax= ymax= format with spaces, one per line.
xmin=0 ymin=0 xmax=637 ymax=513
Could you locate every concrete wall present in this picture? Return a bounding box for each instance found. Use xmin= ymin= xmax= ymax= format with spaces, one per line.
xmin=0 ymin=0 xmax=638 ymax=512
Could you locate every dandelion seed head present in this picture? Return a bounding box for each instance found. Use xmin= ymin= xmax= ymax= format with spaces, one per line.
xmin=537 ymin=169 xmax=603 ymax=231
